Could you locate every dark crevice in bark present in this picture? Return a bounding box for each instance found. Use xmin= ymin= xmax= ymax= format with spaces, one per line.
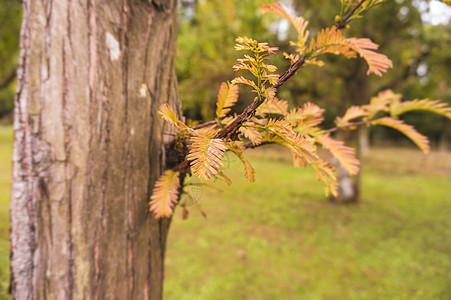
xmin=87 ymin=0 xmax=102 ymax=297
xmin=151 ymin=0 xmax=175 ymax=14
xmin=143 ymin=11 xmax=154 ymax=83
xmin=62 ymin=39 xmax=74 ymax=299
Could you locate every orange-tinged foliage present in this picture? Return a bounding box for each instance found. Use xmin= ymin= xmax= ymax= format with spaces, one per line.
xmin=187 ymin=136 xmax=228 ymax=179
xmin=336 ymin=106 xmax=368 ymax=127
xmin=346 ymin=38 xmax=393 ymax=76
xmin=150 ymin=170 xmax=180 ymax=218
xmin=257 ymin=97 xmax=289 ymax=116
xmin=216 ymin=82 xmax=239 ymax=119
xmin=390 ymin=98 xmax=451 ymax=119
xmin=227 ymin=141 xmax=255 ymax=182
xmin=371 ymin=117 xmax=430 ymax=153
xmin=240 ymin=126 xmax=263 ymax=146
xmin=150 ymin=3 xmax=451 ymax=219
xmin=260 ymin=3 xmax=310 ymax=49
xmin=316 ymin=135 xmax=360 ymax=175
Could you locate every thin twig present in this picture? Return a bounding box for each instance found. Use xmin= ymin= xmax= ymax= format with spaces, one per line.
xmin=194 ymin=1 xmax=368 ymax=136
xmin=214 ymin=55 xmax=307 ymax=140
xmin=336 ymin=0 xmax=367 ymax=29
xmin=324 ymin=119 xmax=375 ymax=134
xmin=175 ymin=3 xmax=369 ymax=172
xmin=190 ymin=120 xmax=219 ymax=130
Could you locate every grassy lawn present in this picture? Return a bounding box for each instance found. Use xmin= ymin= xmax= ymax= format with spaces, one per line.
xmin=164 ymin=147 xmax=451 ymax=300
xmin=0 ymin=127 xmax=12 ymax=299
xmin=0 ymin=127 xmax=450 ymax=299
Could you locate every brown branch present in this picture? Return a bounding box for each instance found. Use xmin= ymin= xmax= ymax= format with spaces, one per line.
xmin=214 ymin=1 xmax=370 ymax=140
xmin=190 ymin=120 xmax=219 ymax=130
xmin=336 ymin=0 xmax=367 ymax=29
xmin=214 ymin=55 xmax=307 ymax=140
xmin=173 ymin=3 xmax=370 ymax=172
xmin=194 ymin=1 xmax=369 ymax=136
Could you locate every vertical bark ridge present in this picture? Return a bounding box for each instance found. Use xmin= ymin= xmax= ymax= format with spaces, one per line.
xmin=9 ymin=2 xmax=34 ymax=298
xmin=62 ymin=37 xmax=74 ymax=300
xmin=121 ymin=0 xmax=134 ymax=298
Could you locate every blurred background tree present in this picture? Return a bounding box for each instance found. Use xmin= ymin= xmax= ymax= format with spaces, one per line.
xmin=177 ymin=0 xmax=450 ymax=148
xmin=1 ymin=0 xmax=449 ymax=142
xmin=0 ymin=0 xmax=21 ymax=121
xmin=177 ymin=0 xmax=279 ymax=121
xmin=176 ymin=0 xmax=450 ymax=202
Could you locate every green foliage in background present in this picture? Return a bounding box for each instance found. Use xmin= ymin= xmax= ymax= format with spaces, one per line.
xmin=0 ymin=0 xmax=22 ymax=119
xmin=177 ymin=0 xmax=279 ymax=121
xmin=0 ymin=127 xmax=12 ymax=299
xmin=177 ymin=0 xmax=450 ymax=144
xmin=289 ymin=0 xmax=451 ymax=142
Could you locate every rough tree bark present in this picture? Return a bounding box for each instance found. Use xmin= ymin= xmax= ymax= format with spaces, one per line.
xmin=10 ymin=0 xmax=178 ymax=299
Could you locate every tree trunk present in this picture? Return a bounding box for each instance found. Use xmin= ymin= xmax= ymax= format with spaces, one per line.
xmin=10 ymin=0 xmax=178 ymax=299
xmin=438 ymin=118 xmax=449 ymax=153
xmin=333 ymin=62 xmax=368 ymax=203
xmin=358 ymin=125 xmax=370 ymax=156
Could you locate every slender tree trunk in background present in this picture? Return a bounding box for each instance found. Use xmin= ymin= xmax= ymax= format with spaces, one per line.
xmin=10 ymin=0 xmax=178 ymax=299
xmin=438 ymin=118 xmax=449 ymax=153
xmin=358 ymin=125 xmax=370 ymax=155
xmin=333 ymin=62 xmax=368 ymax=203
xmin=331 ymin=130 xmax=360 ymax=203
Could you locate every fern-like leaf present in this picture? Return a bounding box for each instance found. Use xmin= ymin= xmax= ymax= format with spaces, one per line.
xmin=258 ymin=97 xmax=289 ymax=116
xmin=316 ymin=135 xmax=360 ymax=175
xmin=372 ymin=117 xmax=430 ymax=153
xmin=150 ymin=170 xmax=180 ymax=219
xmin=308 ymin=27 xmax=356 ymax=58
xmin=240 ymin=126 xmax=263 ymax=146
xmin=265 ymin=118 xmax=294 ymax=134
xmin=266 ymin=128 xmax=318 ymax=166
xmin=307 ymin=27 xmax=392 ymax=76
xmin=217 ymin=171 xmax=232 ymax=185
xmin=287 ymin=102 xmax=325 ymax=128
xmin=346 ymin=38 xmax=393 ymax=76
xmin=227 ymin=141 xmax=255 ymax=182
xmin=365 ymin=89 xmax=398 ymax=117
xmin=311 ymin=160 xmax=338 ymax=197
xmin=187 ymin=136 xmax=228 ymax=179
xmin=232 ymin=76 xmax=258 ymax=90
xmin=196 ymin=124 xmax=219 ymax=139
xmin=260 ymin=3 xmax=310 ymax=50
xmin=216 ymin=82 xmax=239 ymax=118
xmin=336 ymin=106 xmax=368 ymax=127
xmin=390 ymin=98 xmax=451 ymax=119
xmin=159 ymin=104 xmax=187 ymax=130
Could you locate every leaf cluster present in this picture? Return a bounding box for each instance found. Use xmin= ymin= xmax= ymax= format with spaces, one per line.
xmin=149 ymin=1 xmax=451 ymax=219
xmin=335 ymin=89 xmax=451 ymax=153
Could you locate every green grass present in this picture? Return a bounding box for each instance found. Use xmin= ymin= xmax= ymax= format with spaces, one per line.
xmin=164 ymin=147 xmax=451 ymax=300
xmin=0 ymin=128 xmax=450 ymax=299
xmin=0 ymin=127 xmax=12 ymax=299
